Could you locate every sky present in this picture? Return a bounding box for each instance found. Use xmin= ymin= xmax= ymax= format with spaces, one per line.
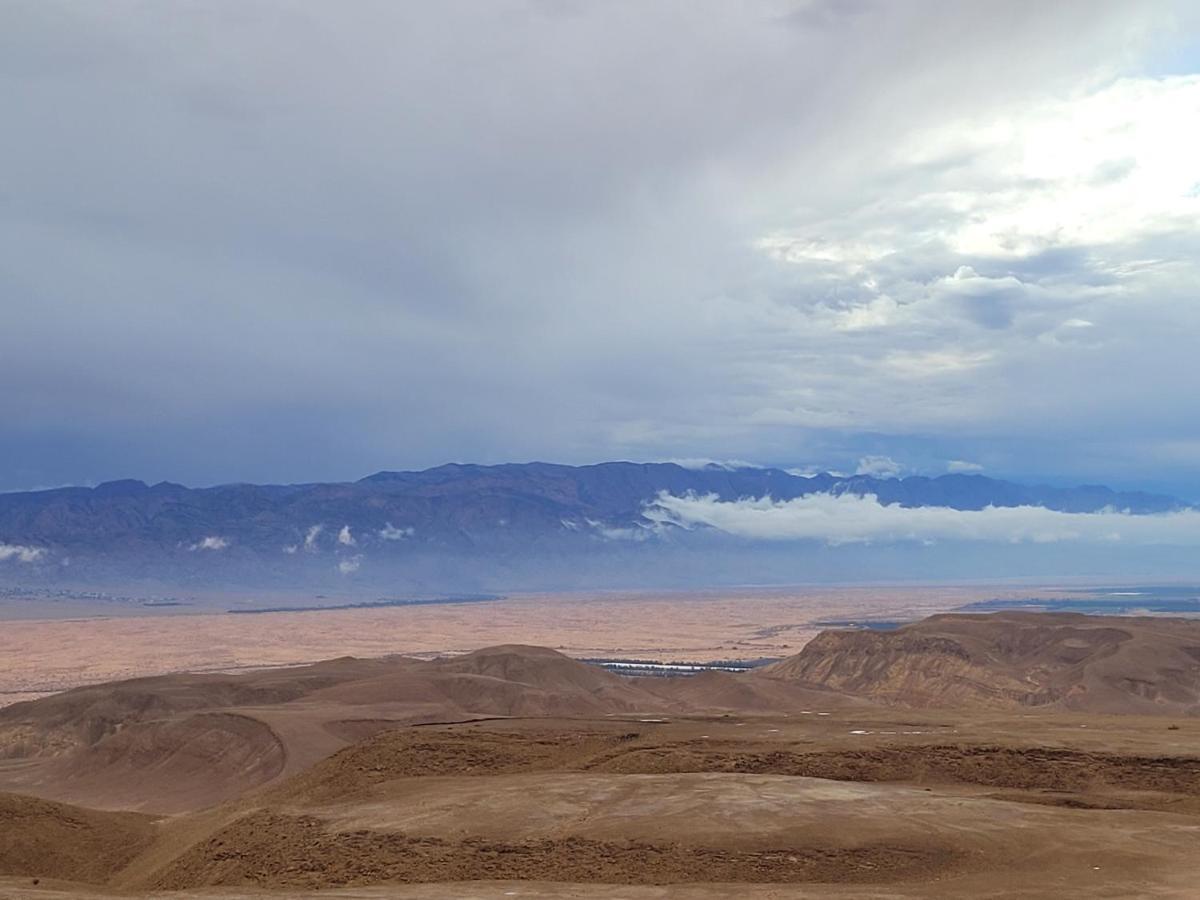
xmin=3 ymin=1 xmax=1200 ymax=498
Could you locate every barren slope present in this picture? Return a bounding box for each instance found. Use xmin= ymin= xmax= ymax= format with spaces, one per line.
xmin=762 ymin=611 xmax=1200 ymax=715
xmin=2 ymin=631 xmax=1200 ymax=898
xmin=0 ymin=646 xmax=727 ymax=813
xmin=95 ymin=720 xmax=1200 ymax=897
xmin=0 ymin=793 xmax=158 ymax=883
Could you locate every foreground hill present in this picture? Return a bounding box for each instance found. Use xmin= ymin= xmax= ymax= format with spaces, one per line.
xmin=0 ymin=645 xmax=853 ymax=813
xmin=0 ymin=461 xmax=1184 ymax=587
xmin=2 ymin=622 xmax=1200 ymax=898
xmin=2 ymin=613 xmax=1198 ymax=817
xmin=762 ymin=612 xmax=1200 ymax=716
xmin=4 ymin=714 xmax=1200 ymax=898
xmin=0 ymin=793 xmax=157 ymax=883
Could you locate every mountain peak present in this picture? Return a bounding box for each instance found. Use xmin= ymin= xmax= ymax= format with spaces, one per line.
xmin=92 ymin=479 xmax=149 ymax=496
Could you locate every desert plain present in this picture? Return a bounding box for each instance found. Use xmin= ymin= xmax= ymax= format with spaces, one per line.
xmin=1 ymin=587 xmax=1198 ymax=899
xmin=0 ymin=584 xmax=1068 ymax=706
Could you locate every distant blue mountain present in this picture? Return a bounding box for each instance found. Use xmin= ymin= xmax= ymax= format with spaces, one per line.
xmin=0 ymin=462 xmax=1187 ymax=588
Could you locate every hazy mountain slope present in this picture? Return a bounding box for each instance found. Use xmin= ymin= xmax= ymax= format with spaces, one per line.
xmin=0 ymin=462 xmax=1185 ymax=588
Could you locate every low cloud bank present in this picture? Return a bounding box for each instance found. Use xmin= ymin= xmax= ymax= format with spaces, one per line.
xmin=855 ymin=456 xmax=903 ymax=478
xmin=646 ymin=492 xmax=1200 ymax=546
xmin=585 ymin=518 xmax=653 ymax=542
xmin=304 ymin=524 xmax=323 ymax=552
xmin=946 ymin=460 xmax=985 ymax=473
xmin=666 ymin=458 xmax=762 ymax=472
xmin=189 ymin=535 xmax=229 ymax=551
xmin=0 ymin=543 xmax=45 ymax=563
xmin=379 ymin=523 xmax=414 ymax=540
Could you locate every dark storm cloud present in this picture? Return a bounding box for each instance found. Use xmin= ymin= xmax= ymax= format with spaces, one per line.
xmin=1 ymin=0 xmax=1198 ymax=493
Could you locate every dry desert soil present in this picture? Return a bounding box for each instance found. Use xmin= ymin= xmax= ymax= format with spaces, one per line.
xmin=1 ymin=610 xmax=1198 ymax=899
xmin=0 ymin=585 xmax=1065 ymax=705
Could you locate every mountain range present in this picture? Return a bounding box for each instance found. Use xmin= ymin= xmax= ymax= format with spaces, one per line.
xmin=0 ymin=462 xmax=1189 ymax=590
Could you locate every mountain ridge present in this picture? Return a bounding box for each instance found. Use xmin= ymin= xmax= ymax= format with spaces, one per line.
xmin=0 ymin=461 xmax=1188 ymax=588
xmin=761 ymin=611 xmax=1200 ymax=716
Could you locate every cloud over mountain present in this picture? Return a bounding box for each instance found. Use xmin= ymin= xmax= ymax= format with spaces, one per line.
xmin=0 ymin=543 xmax=45 ymax=564
xmin=0 ymin=462 xmax=1191 ymax=587
xmin=648 ymin=492 xmax=1200 ymax=546
xmin=188 ymin=536 xmax=229 ymax=551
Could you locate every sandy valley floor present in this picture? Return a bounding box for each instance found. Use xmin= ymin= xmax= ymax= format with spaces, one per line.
xmin=0 ymin=584 xmax=1069 ymax=705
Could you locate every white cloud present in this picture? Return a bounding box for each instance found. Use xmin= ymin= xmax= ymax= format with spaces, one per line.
xmin=731 ymin=69 xmax=1200 ymax=477
xmin=337 ymin=524 xmax=355 ymax=546
xmin=936 ymin=77 xmax=1200 ymax=257
xmin=756 ymin=235 xmax=894 ymax=270
xmin=786 ymin=467 xmax=851 ymax=478
xmin=282 ymin=544 xmax=299 ymax=554
xmin=1039 ymin=317 xmax=1104 ymax=348
xmin=855 ymin=456 xmax=903 ymax=478
xmin=882 ymin=350 xmax=995 ymax=379
xmin=646 ymin=492 xmax=1200 ymax=547
xmin=188 ymin=535 xmax=229 ymax=551
xmin=665 ymin=458 xmax=762 ymax=471
xmin=830 ymin=294 xmax=901 ymax=332
xmin=337 ymin=554 xmax=363 ymax=574
xmin=304 ymin=524 xmax=323 ymax=552
xmin=585 ymin=518 xmax=654 ymax=542
xmin=946 ymin=460 xmax=985 ymax=473
xmin=379 ymin=522 xmax=414 ymax=540
xmin=0 ymin=543 xmax=45 ymax=563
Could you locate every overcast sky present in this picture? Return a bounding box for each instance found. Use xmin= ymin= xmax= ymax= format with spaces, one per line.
xmin=3 ymin=1 xmax=1199 ymax=496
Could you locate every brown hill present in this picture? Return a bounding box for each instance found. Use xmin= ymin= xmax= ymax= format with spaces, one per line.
xmin=0 ymin=792 xmax=157 ymax=883
xmin=308 ymin=645 xmax=666 ymax=719
xmin=7 ymin=613 xmax=1198 ymax=822
xmin=18 ymin=712 xmax=285 ymax=813
xmin=0 ymin=647 xmax=683 ymax=813
xmin=0 ymin=657 xmax=391 ymax=759
xmin=4 ymin=627 xmax=1200 ymax=898
xmin=130 ymin=722 xmax=1200 ymax=897
xmin=761 ymin=612 xmax=1200 ymax=715
xmin=642 ymin=669 xmax=863 ymax=714
xmin=434 ymin=644 xmax=624 ymax=691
